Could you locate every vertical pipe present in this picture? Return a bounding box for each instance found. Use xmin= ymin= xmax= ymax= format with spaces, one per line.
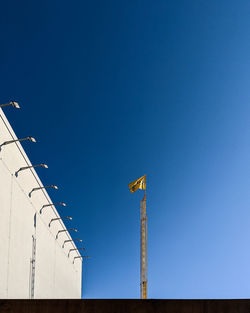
xmin=140 ymin=193 xmax=147 ymax=299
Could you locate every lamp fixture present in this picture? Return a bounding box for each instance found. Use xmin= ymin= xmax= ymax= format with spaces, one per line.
xmin=29 ymin=185 xmax=58 ymax=197
xmin=73 ymin=256 xmax=90 ymax=264
xmin=0 ymin=137 xmax=36 ymax=151
xmin=15 ymin=163 xmax=48 ymax=177
xmin=68 ymin=248 xmax=85 ymax=257
xmin=56 ymin=228 xmax=78 ymax=239
xmin=0 ymin=101 xmax=20 ymax=109
xmin=48 ymin=216 xmax=72 ymax=228
xmin=62 ymin=239 xmax=82 ymax=248
xmin=40 ymin=202 xmax=66 ymax=214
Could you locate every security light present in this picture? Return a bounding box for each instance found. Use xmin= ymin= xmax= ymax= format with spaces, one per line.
xmin=0 ymin=136 xmax=36 ymax=151
xmin=40 ymin=202 xmax=66 ymax=214
xmin=29 ymin=137 xmax=36 ymax=143
xmin=62 ymin=239 xmax=82 ymax=248
xmin=68 ymin=248 xmax=85 ymax=257
xmin=29 ymin=185 xmax=58 ymax=197
xmin=56 ymin=228 xmax=78 ymax=239
xmin=73 ymin=256 xmax=90 ymax=264
xmin=15 ymin=163 xmax=48 ymax=177
xmin=48 ymin=216 xmax=72 ymax=228
xmin=0 ymin=101 xmax=20 ymax=109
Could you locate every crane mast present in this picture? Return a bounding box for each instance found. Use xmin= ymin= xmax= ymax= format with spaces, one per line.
xmin=140 ymin=193 xmax=148 ymax=299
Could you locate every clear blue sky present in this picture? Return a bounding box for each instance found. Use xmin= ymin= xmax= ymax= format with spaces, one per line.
xmin=1 ymin=0 xmax=250 ymax=299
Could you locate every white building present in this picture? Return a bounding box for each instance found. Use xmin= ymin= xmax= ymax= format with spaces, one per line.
xmin=0 ymin=107 xmax=82 ymax=299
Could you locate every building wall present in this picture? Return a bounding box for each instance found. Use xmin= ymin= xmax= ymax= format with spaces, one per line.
xmin=0 ymin=108 xmax=82 ymax=299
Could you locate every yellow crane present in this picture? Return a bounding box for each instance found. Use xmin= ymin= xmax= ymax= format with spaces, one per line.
xmin=128 ymin=175 xmax=148 ymax=299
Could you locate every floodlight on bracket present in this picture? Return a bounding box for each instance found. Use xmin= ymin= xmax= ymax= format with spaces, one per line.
xmin=0 ymin=137 xmax=36 ymax=151
xmin=68 ymin=247 xmax=85 ymax=258
xmin=73 ymin=255 xmax=90 ymax=264
xmin=29 ymin=185 xmax=58 ymax=197
xmin=48 ymin=216 xmax=72 ymax=228
xmin=62 ymin=239 xmax=82 ymax=248
xmin=56 ymin=228 xmax=78 ymax=239
xmin=15 ymin=163 xmax=48 ymax=177
xmin=40 ymin=202 xmax=66 ymax=214
xmin=0 ymin=101 xmax=20 ymax=109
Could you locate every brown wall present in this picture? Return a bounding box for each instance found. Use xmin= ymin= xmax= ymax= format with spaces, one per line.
xmin=1 ymin=299 xmax=250 ymax=313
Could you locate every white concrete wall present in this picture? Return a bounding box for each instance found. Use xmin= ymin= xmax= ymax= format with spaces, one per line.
xmin=0 ymin=108 xmax=82 ymax=299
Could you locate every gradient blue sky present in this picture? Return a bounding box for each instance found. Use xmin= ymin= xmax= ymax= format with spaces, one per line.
xmin=1 ymin=0 xmax=250 ymax=299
